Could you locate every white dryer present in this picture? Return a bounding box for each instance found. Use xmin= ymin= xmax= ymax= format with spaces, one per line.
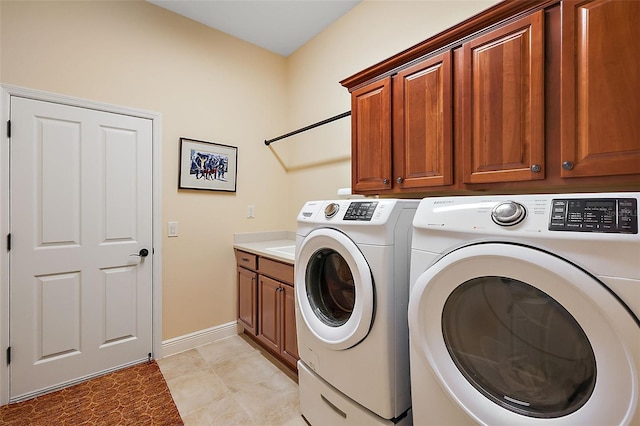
xmin=295 ymin=199 xmax=419 ymax=425
xmin=408 ymin=193 xmax=640 ymax=425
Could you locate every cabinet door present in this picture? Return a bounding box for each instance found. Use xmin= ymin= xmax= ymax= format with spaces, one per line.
xmin=280 ymin=284 xmax=299 ymax=369
xmin=560 ymin=0 xmax=640 ymax=178
xmin=393 ymin=51 xmax=453 ymax=189
xmin=257 ymin=275 xmax=280 ymax=354
xmin=461 ymin=10 xmax=545 ymax=184
xmin=237 ymin=267 xmax=257 ymax=336
xmin=351 ymin=77 xmax=392 ymax=192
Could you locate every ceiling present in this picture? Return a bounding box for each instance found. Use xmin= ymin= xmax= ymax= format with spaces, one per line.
xmin=147 ymin=0 xmax=362 ymax=57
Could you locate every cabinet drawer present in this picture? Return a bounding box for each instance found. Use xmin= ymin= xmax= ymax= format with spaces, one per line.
xmin=235 ymin=250 xmax=257 ymax=271
xmin=260 ymin=257 xmax=294 ymax=285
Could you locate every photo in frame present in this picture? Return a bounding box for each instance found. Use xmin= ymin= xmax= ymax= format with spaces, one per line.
xmin=179 ymin=137 xmax=238 ymax=192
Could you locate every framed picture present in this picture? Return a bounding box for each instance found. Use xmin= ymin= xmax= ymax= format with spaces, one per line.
xmin=179 ymin=137 xmax=238 ymax=192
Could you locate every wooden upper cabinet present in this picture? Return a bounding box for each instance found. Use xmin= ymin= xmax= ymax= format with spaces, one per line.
xmin=351 ymin=77 xmax=392 ymax=192
xmin=560 ymin=0 xmax=640 ymax=178
xmin=461 ymin=10 xmax=545 ymax=184
xmin=393 ymin=51 xmax=453 ymax=189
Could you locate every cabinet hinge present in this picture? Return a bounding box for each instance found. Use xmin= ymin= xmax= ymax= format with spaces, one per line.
xmin=7 ymin=234 xmax=10 ymax=252
xmin=6 ymin=347 xmax=11 ymax=366
xmin=6 ymin=120 xmax=10 ymax=138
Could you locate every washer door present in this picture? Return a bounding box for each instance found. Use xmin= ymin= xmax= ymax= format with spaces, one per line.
xmin=408 ymin=243 xmax=640 ymax=425
xmin=296 ymin=228 xmax=374 ymax=350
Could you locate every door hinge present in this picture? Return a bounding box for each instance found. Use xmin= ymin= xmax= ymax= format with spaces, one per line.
xmin=7 ymin=234 xmax=10 ymax=252
xmin=6 ymin=120 xmax=10 ymax=138
xmin=6 ymin=347 xmax=11 ymax=366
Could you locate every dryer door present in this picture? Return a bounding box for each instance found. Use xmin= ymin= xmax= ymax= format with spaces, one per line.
xmin=296 ymin=228 xmax=374 ymax=350
xmin=408 ymin=242 xmax=640 ymax=425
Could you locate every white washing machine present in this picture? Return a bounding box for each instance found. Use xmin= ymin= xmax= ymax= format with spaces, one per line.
xmin=295 ymin=199 xmax=419 ymax=425
xmin=408 ymin=193 xmax=640 ymax=425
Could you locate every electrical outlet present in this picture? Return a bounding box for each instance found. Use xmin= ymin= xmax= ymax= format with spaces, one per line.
xmin=168 ymin=221 xmax=178 ymax=237
xmin=247 ymin=205 xmax=255 ymax=219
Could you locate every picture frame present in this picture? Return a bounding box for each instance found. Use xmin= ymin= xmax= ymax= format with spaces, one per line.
xmin=178 ymin=137 xmax=238 ymax=192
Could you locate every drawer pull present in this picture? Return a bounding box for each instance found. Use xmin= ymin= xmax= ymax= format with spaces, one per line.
xmin=242 ymin=257 xmax=250 ymax=262
xmin=321 ymin=394 xmax=346 ymax=419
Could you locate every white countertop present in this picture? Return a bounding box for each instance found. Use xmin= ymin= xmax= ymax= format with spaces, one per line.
xmin=233 ymin=231 xmax=295 ymax=264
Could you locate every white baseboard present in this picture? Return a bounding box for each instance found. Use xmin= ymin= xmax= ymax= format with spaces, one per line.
xmin=160 ymin=321 xmax=240 ymax=358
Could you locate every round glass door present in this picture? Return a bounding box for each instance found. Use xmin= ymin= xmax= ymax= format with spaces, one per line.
xmin=305 ymin=248 xmax=355 ymax=327
xmin=296 ymin=228 xmax=374 ymax=350
xmin=442 ymin=276 xmax=596 ymax=418
xmin=408 ymin=243 xmax=640 ymax=425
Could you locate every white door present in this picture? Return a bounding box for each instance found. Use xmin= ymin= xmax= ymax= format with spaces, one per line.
xmin=9 ymin=97 xmax=153 ymax=401
xmin=295 ymin=228 xmax=374 ymax=350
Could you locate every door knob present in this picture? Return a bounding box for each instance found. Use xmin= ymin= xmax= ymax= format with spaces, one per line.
xmin=130 ymin=248 xmax=149 ymax=257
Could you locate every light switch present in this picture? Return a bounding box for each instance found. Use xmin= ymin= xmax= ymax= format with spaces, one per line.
xmin=168 ymin=221 xmax=178 ymax=237
xmin=247 ymin=205 xmax=255 ymax=219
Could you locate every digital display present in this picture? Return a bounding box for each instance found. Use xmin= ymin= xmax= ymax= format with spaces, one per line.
xmin=585 ymin=201 xmax=614 ymax=208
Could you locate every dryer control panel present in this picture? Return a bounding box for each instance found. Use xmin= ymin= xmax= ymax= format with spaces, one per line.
xmin=549 ymin=198 xmax=638 ymax=234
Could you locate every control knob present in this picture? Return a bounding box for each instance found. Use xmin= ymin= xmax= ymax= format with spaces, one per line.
xmin=324 ymin=203 xmax=340 ymax=218
xmin=491 ymin=201 xmax=526 ymax=226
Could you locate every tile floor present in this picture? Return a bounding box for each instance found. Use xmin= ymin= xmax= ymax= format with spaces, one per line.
xmin=157 ymin=334 xmax=306 ymax=426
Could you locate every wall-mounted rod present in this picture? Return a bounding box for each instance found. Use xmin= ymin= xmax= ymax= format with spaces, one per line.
xmin=264 ymin=111 xmax=351 ymax=146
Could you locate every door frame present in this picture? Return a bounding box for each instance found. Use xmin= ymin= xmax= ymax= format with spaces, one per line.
xmin=0 ymin=84 xmax=163 ymax=405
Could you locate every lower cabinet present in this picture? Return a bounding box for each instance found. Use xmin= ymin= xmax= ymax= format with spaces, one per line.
xmin=257 ymin=276 xmax=299 ymax=369
xmin=235 ymin=249 xmax=299 ymax=371
xmin=280 ymin=284 xmax=298 ymax=366
xmin=237 ymin=267 xmax=257 ymax=336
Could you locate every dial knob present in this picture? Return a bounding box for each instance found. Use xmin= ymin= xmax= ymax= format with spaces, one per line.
xmin=491 ymin=201 xmax=526 ymax=226
xmin=324 ymin=203 xmax=340 ymax=218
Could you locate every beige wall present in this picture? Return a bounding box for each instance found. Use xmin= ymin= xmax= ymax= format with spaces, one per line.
xmin=1 ymin=0 xmax=500 ymax=342
xmin=284 ymin=0 xmax=501 ymax=216
xmin=0 ymin=0 xmax=291 ymax=340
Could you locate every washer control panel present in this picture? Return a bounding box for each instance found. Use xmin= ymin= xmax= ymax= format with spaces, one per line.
xmin=549 ymin=198 xmax=637 ymax=234
xmin=344 ymin=201 xmax=379 ymax=221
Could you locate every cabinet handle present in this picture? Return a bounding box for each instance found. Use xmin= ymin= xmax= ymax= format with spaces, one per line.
xmin=383 ymin=178 xmax=389 ymax=185
xmin=562 ymin=161 xmax=575 ymax=170
xmin=396 ymin=177 xmax=404 ymax=183
xmin=242 ymin=257 xmax=250 ymax=262
xmin=530 ymin=164 xmax=541 ymax=173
